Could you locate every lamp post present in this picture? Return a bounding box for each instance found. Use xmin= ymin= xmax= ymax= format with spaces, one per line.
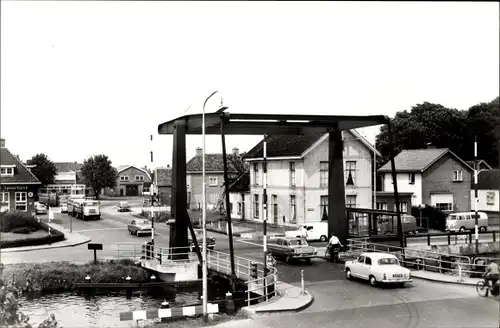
xmin=201 ymin=91 xmax=226 ymax=322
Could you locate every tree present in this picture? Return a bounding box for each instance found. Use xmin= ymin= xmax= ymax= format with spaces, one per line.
xmin=80 ymin=155 xmax=118 ymax=200
xmin=27 ymin=154 xmax=57 ymax=186
xmin=375 ymin=98 xmax=499 ymax=167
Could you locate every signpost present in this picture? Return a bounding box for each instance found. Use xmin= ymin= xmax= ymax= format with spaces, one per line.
xmin=48 ymin=207 xmax=54 ymax=237
xmin=88 ymin=243 xmax=103 ymax=263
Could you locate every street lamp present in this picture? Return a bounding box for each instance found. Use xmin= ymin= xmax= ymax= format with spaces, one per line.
xmin=202 ymin=91 xmax=227 ymax=322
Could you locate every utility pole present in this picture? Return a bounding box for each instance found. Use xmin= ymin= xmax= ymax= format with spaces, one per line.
xmin=262 ymin=135 xmax=268 ymax=279
xmin=150 ymin=134 xmax=155 ymax=246
xmin=474 ymin=137 xmax=479 ymax=256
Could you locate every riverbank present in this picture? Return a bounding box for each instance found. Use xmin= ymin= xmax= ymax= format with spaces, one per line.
xmin=1 ymin=259 xmax=150 ymax=293
xmin=142 ymin=311 xmax=249 ymax=328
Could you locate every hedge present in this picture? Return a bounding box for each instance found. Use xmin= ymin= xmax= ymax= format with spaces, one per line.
xmin=0 ymin=211 xmax=41 ymax=232
xmin=0 ymin=214 xmax=65 ymax=249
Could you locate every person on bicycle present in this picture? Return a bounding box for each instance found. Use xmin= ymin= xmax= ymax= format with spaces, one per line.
xmin=484 ymin=261 xmax=499 ymax=288
xmin=328 ymin=233 xmax=343 ymax=259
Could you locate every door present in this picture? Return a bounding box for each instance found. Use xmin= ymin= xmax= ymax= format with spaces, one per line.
xmin=352 ymin=255 xmax=365 ymax=278
xmin=359 ymin=256 xmax=373 ymax=279
xmin=430 ymin=193 xmax=453 ymax=212
xmin=126 ymin=185 xmax=139 ymax=196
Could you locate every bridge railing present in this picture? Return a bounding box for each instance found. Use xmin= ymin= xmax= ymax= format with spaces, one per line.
xmin=116 ymin=243 xmax=195 ymax=262
xmin=404 ymin=230 xmax=498 ymax=247
xmin=347 ymin=238 xmax=499 ymax=278
xmin=244 ymin=267 xmax=278 ymax=306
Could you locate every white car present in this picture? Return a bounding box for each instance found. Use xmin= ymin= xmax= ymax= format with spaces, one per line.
xmin=34 ymin=202 xmax=48 ymax=215
xmin=284 ymin=222 xmax=328 ymax=242
xmin=60 ymin=202 xmax=68 ymax=213
xmin=344 ymin=252 xmax=412 ymax=287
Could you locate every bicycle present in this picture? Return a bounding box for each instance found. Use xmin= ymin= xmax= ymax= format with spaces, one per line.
xmin=324 ymin=244 xmax=344 ymax=262
xmin=476 ymin=276 xmax=499 ymax=297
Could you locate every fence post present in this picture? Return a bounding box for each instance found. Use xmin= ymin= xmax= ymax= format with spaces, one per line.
xmin=447 ymin=234 xmax=451 ymax=245
xmin=493 ymin=231 xmax=496 ymax=243
xmin=469 ymin=232 xmax=472 ymax=244
xmin=301 ymin=269 xmax=305 ymax=295
xmin=427 ymin=234 xmax=431 ymax=246
xmin=247 ymin=282 xmax=251 ymax=306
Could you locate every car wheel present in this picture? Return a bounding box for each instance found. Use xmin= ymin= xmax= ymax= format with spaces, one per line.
xmin=320 ymin=235 xmax=327 ymax=242
xmin=346 ymin=268 xmax=352 ymax=280
xmin=369 ymin=275 xmax=377 ymax=287
xmin=479 ymin=226 xmax=487 ymax=232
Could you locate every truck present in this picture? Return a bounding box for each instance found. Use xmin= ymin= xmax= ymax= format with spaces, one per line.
xmin=70 ymin=199 xmax=101 ymax=221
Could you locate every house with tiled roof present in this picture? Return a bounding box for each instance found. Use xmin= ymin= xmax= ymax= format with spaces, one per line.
xmin=152 ymin=166 xmax=172 ymax=206
xmin=378 ymin=148 xmax=473 ymax=213
xmin=110 ymin=165 xmax=152 ymax=197
xmin=186 ymin=147 xmax=241 ymax=210
xmin=43 ymin=162 xmax=86 ymax=196
xmin=243 ymin=130 xmax=379 ymax=225
xmin=0 ymin=138 xmax=41 ymax=213
xmin=471 ymin=169 xmax=499 ymax=216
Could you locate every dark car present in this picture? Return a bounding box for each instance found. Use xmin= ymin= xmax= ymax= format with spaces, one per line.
xmin=268 ymin=237 xmax=317 ymax=264
xmin=188 ymin=229 xmax=216 ymax=251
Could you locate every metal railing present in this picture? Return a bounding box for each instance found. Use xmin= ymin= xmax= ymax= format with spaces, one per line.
xmin=116 ymin=243 xmax=195 ymax=262
xmin=347 ymin=238 xmax=499 ymax=279
xmin=404 ymin=230 xmax=498 ymax=247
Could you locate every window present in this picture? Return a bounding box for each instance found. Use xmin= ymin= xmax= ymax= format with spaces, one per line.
xmin=435 ymin=203 xmax=452 ymax=211
xmin=320 ymin=162 xmax=328 ymax=187
xmin=376 ymin=202 xmax=387 ymax=210
xmin=0 ymin=167 xmax=14 ymax=176
xmin=408 ymin=173 xmax=415 ymax=184
xmin=253 ymin=163 xmax=260 ymax=185
xmin=272 ymin=195 xmax=278 ymax=222
xmin=320 ymin=196 xmax=328 ymax=221
xmin=253 ymin=194 xmax=260 ymax=218
xmin=209 ymin=176 xmax=218 ymax=186
xmin=290 ymin=195 xmax=296 ymax=223
xmin=357 ymin=256 xmax=365 ymax=263
xmin=346 ymin=195 xmax=357 ymax=208
xmin=289 ymin=162 xmax=296 ymax=187
xmin=229 ymin=203 xmax=233 ymax=213
xmin=395 ymin=201 xmax=408 ymax=213
xmin=143 ymin=186 xmax=150 ymax=193
xmin=120 ymin=176 xmax=129 ymax=181
xmin=0 ymin=192 xmax=9 ymax=212
xmin=15 ymin=192 xmax=27 ymax=212
xmin=453 ymin=170 xmax=463 ymax=182
xmin=345 ymin=161 xmax=356 ymax=186
xmin=135 ymin=175 xmax=144 ymax=181
xmin=365 ymin=257 xmax=372 ymax=265
xmin=486 ymin=191 xmax=495 ymax=205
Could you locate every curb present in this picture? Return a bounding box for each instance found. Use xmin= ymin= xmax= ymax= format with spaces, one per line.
xmin=411 ymin=274 xmax=478 ymax=286
xmin=253 ymin=292 xmax=314 ymax=314
xmin=0 ymin=235 xmax=91 ymax=253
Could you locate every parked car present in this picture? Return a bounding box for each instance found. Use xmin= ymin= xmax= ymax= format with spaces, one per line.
xmin=60 ymin=202 xmax=68 ymax=213
xmin=284 ymin=222 xmax=328 ymax=242
xmin=128 ymin=219 xmax=152 ymax=236
xmin=117 ymin=201 xmax=131 ymax=212
xmin=34 ymin=202 xmax=48 ymax=215
xmin=446 ymin=211 xmax=488 ymax=232
xmin=188 ymin=228 xmax=216 ymax=251
xmin=268 ymin=237 xmax=317 ymax=264
xmin=344 ymin=252 xmax=412 ymax=287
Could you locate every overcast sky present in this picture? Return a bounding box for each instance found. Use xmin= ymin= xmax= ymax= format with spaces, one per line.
xmin=1 ymin=1 xmax=498 ymax=169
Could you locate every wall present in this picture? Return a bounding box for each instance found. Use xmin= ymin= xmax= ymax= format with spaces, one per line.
xmin=422 ymin=154 xmax=472 ymax=212
xmin=188 ymin=173 xmax=226 ymax=210
xmin=115 ymin=167 xmax=152 ymax=196
xmin=382 ymin=172 xmax=423 ymax=206
xmin=0 ymin=184 xmax=39 ymax=213
xmin=158 ymin=186 xmax=172 ymax=206
xmin=470 ymin=189 xmax=499 ymax=212
xmin=229 ymin=192 xmax=251 ymax=220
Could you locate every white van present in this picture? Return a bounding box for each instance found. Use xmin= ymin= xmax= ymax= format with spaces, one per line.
xmin=284 ymin=221 xmax=328 ymax=242
xmin=445 ymin=212 xmax=488 ymax=232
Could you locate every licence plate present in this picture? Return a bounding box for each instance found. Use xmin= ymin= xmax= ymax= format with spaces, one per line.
xmin=393 ymin=274 xmax=403 ymax=278
xmin=89 ymin=210 xmax=96 ymax=213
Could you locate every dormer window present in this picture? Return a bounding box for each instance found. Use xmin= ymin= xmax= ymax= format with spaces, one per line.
xmin=0 ymin=166 xmax=15 ymax=176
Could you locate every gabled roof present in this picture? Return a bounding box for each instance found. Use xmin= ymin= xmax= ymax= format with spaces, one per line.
xmin=243 ymin=130 xmax=380 ymax=160
xmin=474 ymin=169 xmax=500 ymax=190
xmin=0 ymin=147 xmax=41 ymax=184
xmin=186 ymin=154 xmax=240 ymax=173
xmin=54 ymin=162 xmax=83 ymax=173
xmin=116 ymin=165 xmax=151 ymax=179
xmin=228 ymin=171 xmax=250 ymax=193
xmin=465 ymin=160 xmax=493 ymax=170
xmin=155 ymin=167 xmax=172 ymax=187
xmin=378 ymin=148 xmax=473 ymax=173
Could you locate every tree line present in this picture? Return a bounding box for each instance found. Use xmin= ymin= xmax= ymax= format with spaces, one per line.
xmin=376 ymin=97 xmax=499 ymax=168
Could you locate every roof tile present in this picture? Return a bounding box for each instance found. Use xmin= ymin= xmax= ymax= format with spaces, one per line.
xmin=475 ymin=169 xmax=500 ymax=190
xmin=243 ymin=134 xmax=324 ymax=159
xmin=228 ymin=172 xmax=250 ymax=192
xmin=155 ymin=168 xmax=172 ymax=186
xmin=186 ymin=154 xmax=240 ymax=172
xmin=378 ymin=148 xmax=450 ymax=172
xmin=0 ymin=147 xmax=41 ymax=184
xmin=54 ymin=162 xmax=83 ymax=173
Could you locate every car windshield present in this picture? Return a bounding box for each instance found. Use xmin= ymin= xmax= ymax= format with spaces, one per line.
xmin=137 ymin=220 xmax=149 ymax=225
xmin=120 ymin=202 xmax=129 ymax=206
xmin=378 ymin=258 xmax=399 ymax=265
xmin=84 ymin=201 xmax=98 ymax=206
xmin=288 ymin=239 xmax=308 ymax=246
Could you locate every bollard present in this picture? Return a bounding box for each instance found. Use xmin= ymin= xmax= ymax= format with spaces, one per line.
xmin=225 ymin=291 xmax=235 ymax=314
xmin=85 ymin=275 xmax=91 ymax=283
xmin=416 ymin=259 xmax=422 ymax=270
xmin=301 ymin=270 xmax=305 ymax=295
xmin=126 ymin=276 xmax=132 ymax=299
xmin=150 ymin=274 xmax=156 ymax=281
xmin=457 ymin=262 xmax=463 ymax=282
xmin=160 ymin=300 xmax=169 ymax=323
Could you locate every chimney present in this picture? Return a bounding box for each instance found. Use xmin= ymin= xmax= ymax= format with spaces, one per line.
xmin=232 ymin=147 xmax=239 ymax=156
xmin=0 ymin=138 xmax=5 ymax=148
xmin=195 ymin=147 xmax=202 ymax=157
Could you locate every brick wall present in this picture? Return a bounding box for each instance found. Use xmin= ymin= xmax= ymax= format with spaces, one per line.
xmin=422 ymin=153 xmax=472 ymax=212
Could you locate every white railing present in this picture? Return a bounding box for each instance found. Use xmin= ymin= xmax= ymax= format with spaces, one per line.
xmin=347 ymin=238 xmax=499 ymax=279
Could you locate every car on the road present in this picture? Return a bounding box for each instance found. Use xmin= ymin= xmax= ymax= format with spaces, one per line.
xmin=188 ymin=229 xmax=216 ymax=251
xmin=60 ymin=202 xmax=68 ymax=213
xmin=127 ymin=219 xmax=152 ymax=236
xmin=344 ymin=252 xmax=412 ymax=287
xmin=284 ymin=222 xmax=328 ymax=242
xmin=267 ymin=237 xmax=317 ymax=264
xmin=34 ymin=202 xmax=48 ymax=215
xmin=117 ymin=201 xmax=131 ymax=212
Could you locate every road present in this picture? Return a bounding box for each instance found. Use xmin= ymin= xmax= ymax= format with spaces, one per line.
xmin=2 ymin=197 xmax=499 ymax=328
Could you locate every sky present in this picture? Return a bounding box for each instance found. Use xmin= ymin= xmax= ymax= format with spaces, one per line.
xmin=1 ymin=1 xmax=499 ymax=170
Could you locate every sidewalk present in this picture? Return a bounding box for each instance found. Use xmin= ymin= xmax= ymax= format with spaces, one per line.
xmin=0 ymin=222 xmax=90 ymax=253
xmin=242 ymin=281 xmax=313 ymax=314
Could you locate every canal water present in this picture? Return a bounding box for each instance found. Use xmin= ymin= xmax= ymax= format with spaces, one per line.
xmin=19 ymin=285 xmax=232 ymax=328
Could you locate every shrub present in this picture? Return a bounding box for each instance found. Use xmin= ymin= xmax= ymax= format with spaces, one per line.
xmin=0 ymin=222 xmax=64 ymax=249
xmin=411 ymin=205 xmax=447 ymax=231
xmin=10 ymin=227 xmax=37 ymax=234
xmin=0 ymin=212 xmax=41 ymax=233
